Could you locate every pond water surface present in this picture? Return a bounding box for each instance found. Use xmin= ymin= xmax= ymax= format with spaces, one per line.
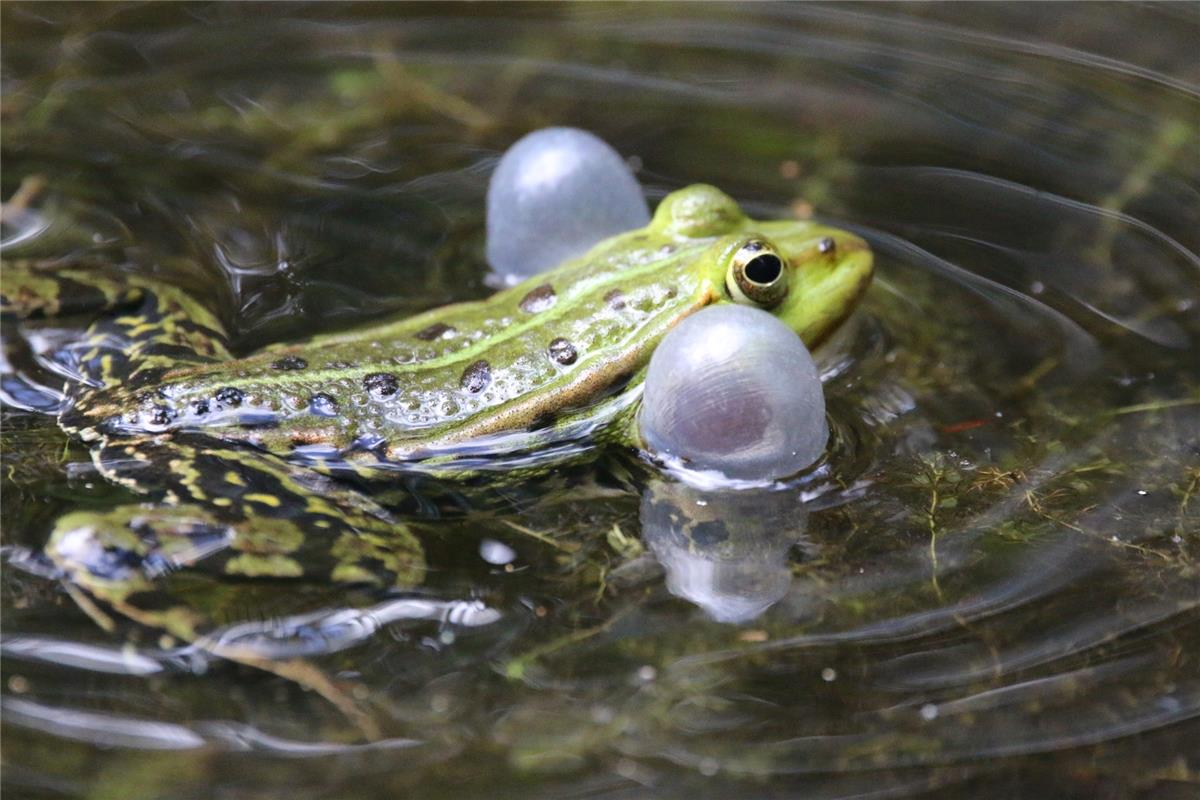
xmin=2 ymin=4 xmax=1198 ymax=799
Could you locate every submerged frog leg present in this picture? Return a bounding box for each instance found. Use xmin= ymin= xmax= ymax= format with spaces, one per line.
xmin=45 ymin=435 xmax=425 ymax=738
xmin=47 ymin=503 xmax=388 ymax=739
xmin=1 ymin=260 xmax=234 ymax=424
xmin=85 ymin=434 xmax=425 ymax=584
xmin=0 ymin=259 xmax=144 ymax=321
xmin=1 ymin=261 xmax=137 ymax=412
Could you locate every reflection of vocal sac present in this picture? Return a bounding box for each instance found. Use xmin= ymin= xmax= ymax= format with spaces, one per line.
xmin=640 ymin=481 xmax=810 ymax=624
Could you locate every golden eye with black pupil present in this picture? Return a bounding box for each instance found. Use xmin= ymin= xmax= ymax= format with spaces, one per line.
xmin=726 ymin=239 xmax=789 ymax=308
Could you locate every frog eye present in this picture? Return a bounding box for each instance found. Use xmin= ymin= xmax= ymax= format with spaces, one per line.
xmin=726 ymin=239 xmax=789 ymax=308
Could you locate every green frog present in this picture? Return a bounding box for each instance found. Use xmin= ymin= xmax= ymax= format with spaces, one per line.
xmin=2 ymin=184 xmax=871 ymax=729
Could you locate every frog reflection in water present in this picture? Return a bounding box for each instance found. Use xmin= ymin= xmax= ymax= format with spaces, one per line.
xmin=2 ymin=184 xmax=872 ymax=727
xmin=641 ymin=481 xmax=812 ymax=624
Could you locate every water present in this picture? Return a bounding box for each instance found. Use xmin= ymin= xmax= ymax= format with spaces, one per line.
xmin=2 ymin=4 xmax=1198 ymax=798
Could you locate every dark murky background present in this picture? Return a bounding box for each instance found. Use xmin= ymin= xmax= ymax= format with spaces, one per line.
xmin=2 ymin=3 xmax=1198 ymax=798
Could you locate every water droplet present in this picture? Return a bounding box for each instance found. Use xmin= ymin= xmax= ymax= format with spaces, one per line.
xmin=480 ymin=539 xmax=516 ymax=565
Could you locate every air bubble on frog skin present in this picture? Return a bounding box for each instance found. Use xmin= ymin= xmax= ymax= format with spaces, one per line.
xmin=124 ymin=388 xmax=268 ymax=433
xmin=639 ymin=480 xmax=810 ymax=624
xmin=486 ymin=127 xmax=650 ymax=283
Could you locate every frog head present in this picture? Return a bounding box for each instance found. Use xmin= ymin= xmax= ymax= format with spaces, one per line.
xmin=651 ymin=184 xmax=873 ymax=348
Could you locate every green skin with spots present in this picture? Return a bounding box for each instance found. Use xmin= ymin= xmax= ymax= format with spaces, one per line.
xmin=1 ymin=184 xmax=871 ymax=731
xmin=58 ymin=185 xmax=873 ymax=466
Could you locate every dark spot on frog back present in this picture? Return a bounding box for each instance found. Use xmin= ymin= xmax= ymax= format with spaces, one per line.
xmin=519 ymin=284 xmax=556 ymax=314
xmin=415 ymin=322 xmax=456 ymax=341
xmin=548 ymin=337 xmax=577 ymax=365
xmin=215 ymin=387 xmax=243 ymax=407
xmin=604 ymin=289 xmax=626 ymax=310
xmin=363 ymin=372 xmax=400 ymax=398
xmin=271 ymin=355 xmax=308 ymax=370
xmin=460 ymin=360 xmax=491 ymax=393
xmin=148 ymin=404 xmax=177 ymax=427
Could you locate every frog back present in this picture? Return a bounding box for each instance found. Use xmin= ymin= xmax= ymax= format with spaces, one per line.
xmin=89 ymin=229 xmax=718 ymax=466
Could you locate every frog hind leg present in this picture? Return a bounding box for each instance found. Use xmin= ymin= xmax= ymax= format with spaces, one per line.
xmin=2 ymin=260 xmax=234 ymax=409
xmin=48 ymin=504 xmax=383 ymax=738
xmin=87 ymin=434 xmax=425 ymax=583
xmin=49 ymin=502 xmax=386 ymax=739
xmin=47 ymin=435 xmax=426 ymax=738
xmin=1 ymin=262 xmax=137 ymax=413
xmin=1 ymin=259 xmax=145 ymax=321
